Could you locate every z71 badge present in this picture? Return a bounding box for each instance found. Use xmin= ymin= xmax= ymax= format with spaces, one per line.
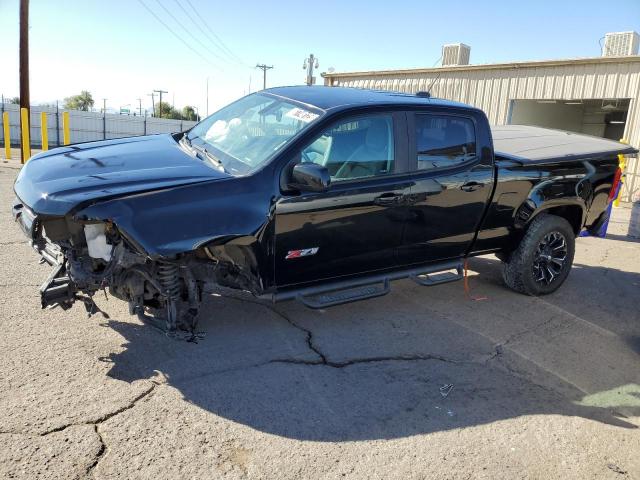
xmin=285 ymin=247 xmax=319 ymax=260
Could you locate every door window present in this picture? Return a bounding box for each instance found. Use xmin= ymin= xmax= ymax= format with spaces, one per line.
xmin=301 ymin=115 xmax=395 ymax=181
xmin=415 ymin=115 xmax=476 ymax=170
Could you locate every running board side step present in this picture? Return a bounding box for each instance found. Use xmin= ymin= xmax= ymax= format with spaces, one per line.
xmin=409 ymin=264 xmax=463 ymax=286
xmin=297 ymin=280 xmax=390 ymax=309
xmin=263 ymin=260 xmax=464 ymax=309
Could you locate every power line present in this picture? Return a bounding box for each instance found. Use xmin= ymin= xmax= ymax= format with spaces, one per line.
xmin=172 ymin=0 xmax=245 ymax=67
xmin=183 ymin=0 xmax=247 ymax=66
xmin=136 ymin=0 xmax=222 ymax=70
xmin=153 ymin=0 xmax=231 ymax=66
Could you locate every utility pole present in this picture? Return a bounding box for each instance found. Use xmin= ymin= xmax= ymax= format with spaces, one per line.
xmin=255 ymin=64 xmax=273 ymax=90
xmin=302 ymin=54 xmax=319 ymax=86
xmin=102 ymin=98 xmax=107 ymax=140
xmin=147 ymin=92 xmax=156 ymax=117
xmin=137 ymin=98 xmax=142 ymax=116
xmin=154 ymin=89 xmax=167 ymax=118
xmin=206 ymin=77 xmax=209 ymax=117
xmin=19 ymin=0 xmax=30 ymax=163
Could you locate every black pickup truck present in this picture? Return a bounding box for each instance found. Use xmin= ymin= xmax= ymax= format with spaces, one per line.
xmin=12 ymin=86 xmax=637 ymax=336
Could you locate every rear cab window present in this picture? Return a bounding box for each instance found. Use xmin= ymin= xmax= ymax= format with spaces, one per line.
xmin=415 ymin=114 xmax=476 ymax=170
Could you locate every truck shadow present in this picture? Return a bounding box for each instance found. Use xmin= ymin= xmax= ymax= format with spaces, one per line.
xmin=100 ymin=257 xmax=640 ymax=442
xmin=605 ymin=233 xmax=640 ymax=244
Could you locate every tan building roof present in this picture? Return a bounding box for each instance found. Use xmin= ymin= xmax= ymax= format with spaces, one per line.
xmin=322 ymin=55 xmax=640 ymax=79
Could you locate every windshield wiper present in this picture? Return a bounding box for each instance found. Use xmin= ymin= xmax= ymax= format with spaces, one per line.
xmin=191 ymin=143 xmax=226 ymax=172
xmin=180 ymin=134 xmax=225 ymax=172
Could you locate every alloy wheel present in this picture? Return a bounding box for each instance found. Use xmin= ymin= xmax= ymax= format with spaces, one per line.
xmin=532 ymin=231 xmax=568 ymax=285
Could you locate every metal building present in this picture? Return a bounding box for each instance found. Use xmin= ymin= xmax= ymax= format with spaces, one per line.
xmin=323 ymin=44 xmax=640 ymax=201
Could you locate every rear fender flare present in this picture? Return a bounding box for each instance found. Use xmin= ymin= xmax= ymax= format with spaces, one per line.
xmin=516 ymin=197 xmax=586 ymax=234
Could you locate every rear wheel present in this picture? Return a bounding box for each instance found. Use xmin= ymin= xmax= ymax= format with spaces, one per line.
xmin=502 ymin=214 xmax=575 ymax=295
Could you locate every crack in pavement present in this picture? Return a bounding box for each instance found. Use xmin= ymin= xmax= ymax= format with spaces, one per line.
xmin=482 ymin=315 xmax=570 ymax=395
xmin=35 ymin=381 xmax=159 ymax=478
xmin=40 ymin=381 xmax=158 ymax=436
xmin=213 ymin=291 xmax=566 ymax=389
xmin=0 ymin=382 xmax=156 ymax=478
xmin=262 ymin=301 xmax=460 ymax=368
xmin=485 ymin=315 xmax=558 ymax=364
xmin=86 ymin=424 xmax=106 ymax=478
xmin=201 ymin=293 xmax=468 ymax=371
xmin=268 ymin=305 xmax=328 ymax=364
xmin=270 ymin=354 xmax=460 ymax=368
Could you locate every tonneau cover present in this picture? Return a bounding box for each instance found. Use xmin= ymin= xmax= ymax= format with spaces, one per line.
xmin=491 ymin=125 xmax=637 ymax=164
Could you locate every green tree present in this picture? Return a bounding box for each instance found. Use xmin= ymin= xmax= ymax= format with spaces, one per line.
xmin=155 ymin=101 xmax=173 ymax=118
xmin=153 ymin=102 xmax=199 ymax=120
xmin=166 ymin=108 xmax=183 ymax=120
xmin=155 ymin=101 xmax=190 ymax=120
xmin=8 ymin=97 xmax=20 ymax=104
xmin=63 ymin=90 xmax=94 ymax=111
xmin=182 ymin=105 xmax=199 ymax=121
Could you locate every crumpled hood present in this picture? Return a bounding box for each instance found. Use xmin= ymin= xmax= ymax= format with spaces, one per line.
xmin=14 ymin=134 xmax=231 ymax=216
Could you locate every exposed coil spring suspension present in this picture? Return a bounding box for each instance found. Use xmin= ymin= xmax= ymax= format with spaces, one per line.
xmin=157 ymin=261 xmax=181 ymax=300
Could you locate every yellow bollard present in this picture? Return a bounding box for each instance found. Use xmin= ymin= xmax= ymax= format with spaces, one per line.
xmin=40 ymin=111 xmax=48 ymax=151
xmin=62 ymin=111 xmax=70 ymax=145
xmin=2 ymin=111 xmax=10 ymax=160
xmin=20 ymin=107 xmax=31 ymax=163
xmin=614 ymin=138 xmax=629 ymax=207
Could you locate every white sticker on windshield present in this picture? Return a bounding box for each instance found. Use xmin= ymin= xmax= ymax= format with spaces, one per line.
xmin=285 ymin=107 xmax=319 ymax=123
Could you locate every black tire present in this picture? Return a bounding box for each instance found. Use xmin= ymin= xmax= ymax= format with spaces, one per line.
xmin=502 ymin=214 xmax=575 ymax=295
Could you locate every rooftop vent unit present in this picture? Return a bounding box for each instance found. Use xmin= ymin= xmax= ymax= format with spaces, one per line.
xmin=441 ymin=43 xmax=471 ymax=66
xmin=602 ymin=31 xmax=639 ymax=57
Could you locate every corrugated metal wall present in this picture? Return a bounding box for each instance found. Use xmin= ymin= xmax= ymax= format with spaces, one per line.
xmin=325 ymin=59 xmax=640 ymax=201
xmin=0 ymin=103 xmax=197 ymax=147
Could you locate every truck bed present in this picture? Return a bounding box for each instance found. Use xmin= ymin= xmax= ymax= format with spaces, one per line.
xmin=491 ymin=125 xmax=637 ymax=164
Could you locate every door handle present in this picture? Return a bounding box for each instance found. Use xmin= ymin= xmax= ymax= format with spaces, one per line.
xmin=460 ymin=181 xmax=484 ymax=192
xmin=374 ymin=193 xmax=403 ymax=206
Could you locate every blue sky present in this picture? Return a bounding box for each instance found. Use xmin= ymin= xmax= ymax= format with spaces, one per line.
xmin=0 ymin=0 xmax=638 ymax=115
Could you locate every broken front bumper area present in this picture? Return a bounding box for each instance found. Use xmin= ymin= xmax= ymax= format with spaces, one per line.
xmin=13 ymin=197 xmax=205 ymax=338
xmin=13 ymin=197 xmax=95 ymax=314
xmin=40 ymin=263 xmax=76 ymax=310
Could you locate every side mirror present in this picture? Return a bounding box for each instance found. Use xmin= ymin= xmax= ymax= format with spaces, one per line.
xmin=288 ymin=163 xmax=331 ymax=192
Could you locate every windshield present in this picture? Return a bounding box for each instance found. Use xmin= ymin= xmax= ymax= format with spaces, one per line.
xmin=186 ymin=93 xmax=322 ymax=175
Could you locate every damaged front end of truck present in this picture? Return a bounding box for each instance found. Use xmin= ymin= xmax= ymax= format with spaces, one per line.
xmin=13 ymin=200 xmax=201 ymax=338
xmin=10 ymin=111 xmax=288 ymax=338
xmin=13 ymin=194 xmax=270 ymax=340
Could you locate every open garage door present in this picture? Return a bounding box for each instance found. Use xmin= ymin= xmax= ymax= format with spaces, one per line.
xmin=509 ymin=99 xmax=630 ymax=141
xmin=509 ymin=98 xmax=638 ymax=202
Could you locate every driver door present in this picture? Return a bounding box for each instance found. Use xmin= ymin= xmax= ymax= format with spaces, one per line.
xmin=274 ymin=112 xmax=411 ymax=287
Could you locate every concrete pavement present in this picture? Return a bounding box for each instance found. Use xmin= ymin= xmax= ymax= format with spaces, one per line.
xmin=0 ymin=162 xmax=638 ymax=479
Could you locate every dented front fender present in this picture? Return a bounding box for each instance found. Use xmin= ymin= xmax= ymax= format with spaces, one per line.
xmin=74 ymin=170 xmax=278 ymax=290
